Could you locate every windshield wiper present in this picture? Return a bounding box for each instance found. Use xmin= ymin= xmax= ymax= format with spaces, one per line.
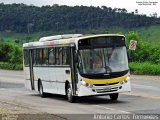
xmin=104 ymin=66 xmax=112 ymax=74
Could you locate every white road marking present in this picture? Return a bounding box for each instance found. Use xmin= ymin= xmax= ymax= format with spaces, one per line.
xmin=93 ymin=105 xmax=131 ymax=114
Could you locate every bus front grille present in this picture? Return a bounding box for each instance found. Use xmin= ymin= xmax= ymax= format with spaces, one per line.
xmin=93 ymin=82 xmax=119 ymax=86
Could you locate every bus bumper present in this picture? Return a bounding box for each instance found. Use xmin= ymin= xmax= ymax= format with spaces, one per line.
xmin=77 ymin=79 xmax=131 ymax=96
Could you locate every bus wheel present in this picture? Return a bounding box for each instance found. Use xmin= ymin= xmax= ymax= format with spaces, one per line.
xmin=66 ymin=84 xmax=75 ymax=103
xmin=109 ymin=93 xmax=119 ymax=101
xmin=39 ymin=81 xmax=46 ymax=98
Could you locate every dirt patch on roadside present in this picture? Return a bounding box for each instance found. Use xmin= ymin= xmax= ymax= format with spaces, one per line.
xmin=0 ymin=101 xmax=66 ymax=120
xmin=0 ymin=100 xmax=39 ymax=114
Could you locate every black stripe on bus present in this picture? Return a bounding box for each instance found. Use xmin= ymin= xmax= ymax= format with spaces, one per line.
xmin=41 ymin=80 xmax=66 ymax=83
xmin=25 ymin=79 xmax=38 ymax=81
xmin=26 ymin=79 xmax=66 ymax=83
xmin=24 ymin=65 xmax=70 ymax=68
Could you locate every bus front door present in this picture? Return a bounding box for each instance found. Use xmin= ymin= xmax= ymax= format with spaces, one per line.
xmin=70 ymin=45 xmax=78 ymax=95
xmin=29 ymin=49 xmax=35 ymax=90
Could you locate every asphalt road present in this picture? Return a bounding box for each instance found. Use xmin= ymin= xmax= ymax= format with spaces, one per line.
xmin=0 ymin=69 xmax=160 ymax=120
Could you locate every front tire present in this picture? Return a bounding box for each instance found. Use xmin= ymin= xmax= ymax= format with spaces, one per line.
xmin=109 ymin=93 xmax=119 ymax=100
xmin=66 ymin=84 xmax=75 ymax=103
xmin=39 ymin=81 xmax=46 ymax=98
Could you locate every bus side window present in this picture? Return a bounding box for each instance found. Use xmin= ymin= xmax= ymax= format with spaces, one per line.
xmin=33 ymin=49 xmax=36 ymax=65
xmin=49 ymin=48 xmax=55 ymax=65
xmin=55 ymin=48 xmax=59 ymax=65
xmin=36 ymin=49 xmax=39 ymax=65
xmin=39 ymin=49 xmax=43 ymax=65
xmin=36 ymin=48 xmax=43 ymax=65
xmin=62 ymin=47 xmax=66 ymax=65
xmin=59 ymin=47 xmax=63 ymax=65
xmin=63 ymin=47 xmax=70 ymax=65
xmin=24 ymin=49 xmax=29 ymax=66
xmin=43 ymin=48 xmax=48 ymax=65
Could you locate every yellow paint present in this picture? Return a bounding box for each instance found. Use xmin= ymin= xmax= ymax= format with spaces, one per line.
xmin=79 ymin=34 xmax=124 ymax=40
xmin=84 ymin=75 xmax=127 ymax=84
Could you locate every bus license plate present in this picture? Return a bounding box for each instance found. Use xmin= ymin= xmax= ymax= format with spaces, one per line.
xmin=104 ymin=87 xmax=111 ymax=91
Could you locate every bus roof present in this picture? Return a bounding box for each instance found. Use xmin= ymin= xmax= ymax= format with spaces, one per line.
xmin=23 ymin=34 xmax=124 ymax=48
xmin=39 ymin=34 xmax=83 ymax=42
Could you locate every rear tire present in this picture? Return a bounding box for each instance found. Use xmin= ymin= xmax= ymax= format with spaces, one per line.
xmin=66 ymin=84 xmax=75 ymax=103
xmin=39 ymin=81 xmax=46 ymax=98
xmin=109 ymin=93 xmax=119 ymax=101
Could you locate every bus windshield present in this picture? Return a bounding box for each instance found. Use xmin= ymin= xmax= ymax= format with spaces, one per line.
xmin=78 ymin=46 xmax=129 ymax=74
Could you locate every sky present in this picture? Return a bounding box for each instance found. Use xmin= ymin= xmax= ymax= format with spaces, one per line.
xmin=0 ymin=0 xmax=160 ymax=16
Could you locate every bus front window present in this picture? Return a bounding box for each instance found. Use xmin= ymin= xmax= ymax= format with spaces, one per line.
xmin=79 ymin=46 xmax=129 ymax=74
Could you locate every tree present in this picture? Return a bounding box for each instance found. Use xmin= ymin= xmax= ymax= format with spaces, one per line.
xmin=0 ymin=4 xmax=159 ymax=33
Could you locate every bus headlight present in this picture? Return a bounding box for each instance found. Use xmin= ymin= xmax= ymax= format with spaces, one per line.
xmin=126 ymin=76 xmax=130 ymax=80
xmin=120 ymin=76 xmax=130 ymax=84
xmin=120 ymin=81 xmax=124 ymax=84
xmin=81 ymin=80 xmax=87 ymax=86
xmin=81 ymin=81 xmax=93 ymax=88
xmin=124 ymin=76 xmax=130 ymax=83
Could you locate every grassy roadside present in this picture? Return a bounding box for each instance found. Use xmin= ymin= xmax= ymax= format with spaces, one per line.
xmin=129 ymin=62 xmax=160 ymax=75
xmin=1 ymin=25 xmax=160 ymax=44
xmin=0 ymin=62 xmax=23 ymax=70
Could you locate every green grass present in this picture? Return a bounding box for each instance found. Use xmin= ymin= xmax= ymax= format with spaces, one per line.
xmin=0 ymin=31 xmax=50 ymax=45
xmin=129 ymin=62 xmax=160 ymax=75
xmin=1 ymin=25 xmax=160 ymax=44
xmin=135 ymin=25 xmax=160 ymax=43
xmin=111 ymin=25 xmax=160 ymax=44
xmin=0 ymin=62 xmax=23 ymax=70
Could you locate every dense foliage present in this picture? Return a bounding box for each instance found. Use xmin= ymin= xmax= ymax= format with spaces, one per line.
xmin=0 ymin=43 xmax=23 ymax=70
xmin=126 ymin=31 xmax=160 ymax=64
xmin=0 ymin=43 xmax=22 ymax=64
xmin=0 ymin=3 xmax=160 ymax=33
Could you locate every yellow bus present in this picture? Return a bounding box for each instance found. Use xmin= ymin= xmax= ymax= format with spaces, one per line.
xmin=23 ymin=34 xmax=131 ymax=102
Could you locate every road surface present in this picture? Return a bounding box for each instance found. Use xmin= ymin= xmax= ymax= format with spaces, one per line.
xmin=0 ymin=69 xmax=160 ymax=120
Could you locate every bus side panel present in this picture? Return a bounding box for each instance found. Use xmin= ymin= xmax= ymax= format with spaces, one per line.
xmin=24 ymin=66 xmax=32 ymax=90
xmin=33 ymin=67 xmax=52 ymax=93
xmin=48 ymin=67 xmax=58 ymax=94
xmin=54 ymin=67 xmax=71 ymax=95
